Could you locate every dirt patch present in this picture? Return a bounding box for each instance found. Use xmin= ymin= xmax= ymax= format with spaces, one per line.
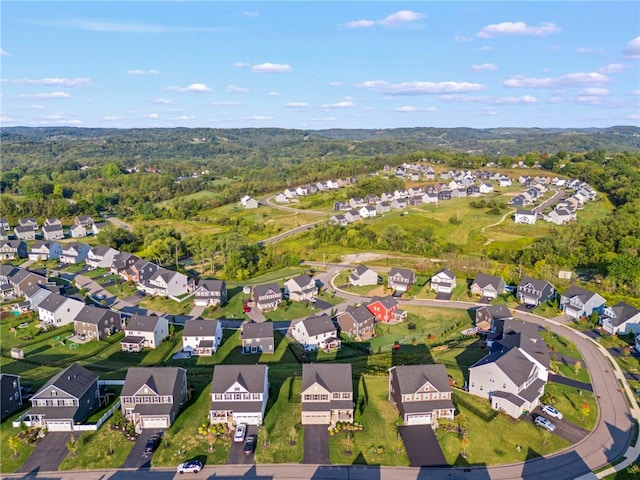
xmin=366 ymin=286 xmax=389 ymax=297
xmin=342 ymin=253 xmax=390 ymax=263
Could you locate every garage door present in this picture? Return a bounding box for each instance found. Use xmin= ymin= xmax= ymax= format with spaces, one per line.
xmin=233 ymin=414 xmax=261 ymax=426
xmin=302 ymin=412 xmax=331 ymax=425
xmin=46 ymin=420 xmax=73 ymax=431
xmin=522 ymin=297 xmax=537 ymax=305
xmin=406 ymin=414 xmax=432 ymax=425
xmin=141 ymin=417 xmax=169 ymax=429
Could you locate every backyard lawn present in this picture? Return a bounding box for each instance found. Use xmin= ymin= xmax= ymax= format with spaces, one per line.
xmin=137 ymin=296 xmax=194 ymax=316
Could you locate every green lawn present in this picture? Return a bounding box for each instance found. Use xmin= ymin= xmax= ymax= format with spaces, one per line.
xmin=542 ymin=383 xmax=597 ymax=431
xmin=264 ymin=300 xmax=321 ymax=321
xmin=432 ymin=338 xmax=489 ymax=387
xmin=137 ymin=296 xmax=194 ymax=316
xmin=104 ymin=281 xmax=138 ymax=298
xmin=554 ymin=362 xmax=591 ymax=384
xmin=329 ymin=375 xmax=409 ymax=466
xmin=543 ymin=330 xmax=584 ymax=360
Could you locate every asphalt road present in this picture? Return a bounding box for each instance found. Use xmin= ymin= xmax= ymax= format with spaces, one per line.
xmin=527 ymin=408 xmax=590 ymax=444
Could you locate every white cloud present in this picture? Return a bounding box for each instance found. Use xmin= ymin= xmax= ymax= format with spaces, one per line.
xmin=477 ymin=46 xmax=494 ymax=51
xmin=504 ymin=72 xmax=609 ymax=88
xmin=599 ymin=63 xmax=626 ymax=74
xmin=471 ymin=63 xmax=497 ymax=72
xmin=439 ymin=94 xmax=537 ymax=105
xmin=355 ymin=80 xmax=487 ymax=95
xmin=127 ymin=69 xmax=158 ymax=75
xmin=628 ymin=113 xmax=640 ymax=120
xmin=578 ymin=88 xmax=609 ymax=96
xmin=13 ymin=77 xmax=91 ymax=87
xmin=311 ymin=117 xmax=336 ymax=122
xmin=28 ymin=104 xmax=45 ymax=109
xmin=148 ymin=113 xmax=159 ymax=119
xmin=245 ymin=115 xmax=273 ymax=121
xmin=547 ymin=97 xmax=563 ymax=104
xmin=232 ymin=62 xmax=251 ymax=68
xmin=286 ymin=102 xmax=310 ymax=108
xmin=623 ymin=36 xmax=640 ymax=58
xmin=454 ymin=34 xmax=473 ymax=42
xmin=168 ymin=83 xmax=212 ymax=93
xmin=226 ymin=84 xmax=249 ymax=93
xmin=242 ymin=11 xmax=259 ymax=18
xmin=251 ymin=63 xmax=292 ymax=73
xmin=267 ymin=91 xmax=281 ymax=96
xmin=477 ymin=21 xmax=561 ymax=38
xmin=322 ymin=101 xmax=356 ymax=108
xmin=172 ymin=115 xmax=195 ymax=120
xmin=18 ymin=92 xmax=71 ymax=99
xmin=493 ymin=95 xmax=537 ymax=105
xmin=393 ymin=106 xmax=436 ymax=112
xmin=343 ymin=10 xmax=424 ymax=29
xmin=329 ymin=81 xmax=343 ymax=87
xmin=631 ymin=90 xmax=640 ymax=96
xmin=0 ymin=49 xmax=10 ymax=56
xmin=152 ymin=98 xmax=174 ymax=105
xmin=103 ymin=115 xmax=123 ymax=121
xmin=0 ymin=115 xmax=16 ymax=122
xmin=33 ymin=17 xmax=224 ymax=34
xmin=210 ymin=101 xmax=243 ymax=107
xmin=576 ymin=47 xmax=604 ymax=54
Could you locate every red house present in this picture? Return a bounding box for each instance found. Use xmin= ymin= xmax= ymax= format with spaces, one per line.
xmin=366 ymin=296 xmax=407 ymax=323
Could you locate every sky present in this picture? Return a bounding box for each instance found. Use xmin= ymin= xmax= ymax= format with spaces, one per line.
xmin=1 ymin=1 xmax=639 ymax=130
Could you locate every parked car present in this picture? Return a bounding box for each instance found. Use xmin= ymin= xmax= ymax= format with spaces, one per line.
xmin=95 ymin=293 xmax=106 ymax=300
xmin=234 ymin=423 xmax=247 ymax=443
xmin=145 ymin=435 xmax=161 ymax=453
xmin=541 ymin=404 xmax=563 ymax=420
xmin=534 ymin=416 xmax=556 ymax=432
xmin=243 ymin=434 xmax=257 ymax=455
xmin=243 ymin=305 xmax=251 ymax=313
xmin=176 ymin=459 xmax=203 ymax=474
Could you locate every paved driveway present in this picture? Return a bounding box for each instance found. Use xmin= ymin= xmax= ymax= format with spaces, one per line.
xmin=528 ymin=409 xmax=590 ymax=444
xmin=227 ymin=424 xmax=258 ymax=464
xmin=548 ymin=373 xmax=593 ymax=392
xmin=121 ymin=429 xmax=165 ymax=469
xmin=399 ymin=425 xmax=447 ymax=467
xmin=313 ymin=298 xmax=333 ymax=310
xmin=302 ymin=425 xmax=329 ymax=464
xmin=435 ymin=292 xmax=452 ymax=301
xmin=18 ymin=432 xmax=71 ymax=473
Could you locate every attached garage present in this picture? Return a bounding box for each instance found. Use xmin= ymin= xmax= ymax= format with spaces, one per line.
xmin=45 ymin=420 xmax=73 ymax=431
xmin=302 ymin=412 xmax=331 ymax=425
xmin=141 ymin=417 xmax=169 ymax=429
xmin=406 ymin=413 xmax=432 ymax=425
xmin=233 ymin=413 xmax=262 ymax=426
xmin=522 ymin=296 xmax=537 ymax=306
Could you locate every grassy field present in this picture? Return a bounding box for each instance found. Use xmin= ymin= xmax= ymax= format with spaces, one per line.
xmin=543 ymin=383 xmax=597 ymax=431
xmin=137 ymin=296 xmax=194 ymax=316
xmin=432 ymin=338 xmax=489 ymax=387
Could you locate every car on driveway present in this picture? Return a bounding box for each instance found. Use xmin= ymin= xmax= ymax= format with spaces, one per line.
xmin=145 ymin=435 xmax=160 ymax=453
xmin=243 ymin=434 xmax=257 ymax=455
xmin=234 ymin=423 xmax=247 ymax=443
xmin=534 ymin=416 xmax=556 ymax=432
xmin=95 ymin=294 xmax=106 ymax=300
xmin=177 ymin=459 xmax=203 ymax=473
xmin=541 ymin=404 xmax=563 ymax=420
xmin=243 ymin=305 xmax=251 ymax=313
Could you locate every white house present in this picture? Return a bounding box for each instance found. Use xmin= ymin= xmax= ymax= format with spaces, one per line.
xmin=514 ymin=210 xmax=537 ymax=225
xmin=430 ymin=268 xmax=457 ymax=294
xmin=121 ymin=315 xmax=169 ymax=352
xmin=349 ymin=265 xmax=380 ymax=287
xmin=37 ymin=293 xmax=85 ymax=327
xmin=86 ymin=246 xmax=120 ymax=269
xmin=274 ymin=193 xmax=289 ymax=204
xmin=60 ymin=243 xmax=91 ymax=264
xmin=292 ymin=314 xmax=340 ymax=352
xmin=209 ymin=364 xmax=269 ymax=426
xmin=29 ymin=241 xmax=62 ymax=261
xmin=142 ymin=268 xmax=192 ymax=299
xmin=284 ymin=274 xmax=317 ymax=302
xmin=182 ymin=319 xmax=223 ymax=356
xmin=601 ymin=302 xmax=640 ymax=335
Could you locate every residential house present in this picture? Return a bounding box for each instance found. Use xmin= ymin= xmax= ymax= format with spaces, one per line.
xmin=209 ymin=364 xmax=269 ymax=426
xmin=333 ymin=201 xmax=349 ymax=211
xmin=28 ymin=241 xmax=62 ymax=261
xmin=86 ymin=246 xmax=119 ymax=269
xmin=121 ymin=367 xmax=188 ymax=431
xmin=25 ymin=363 xmax=100 ymax=431
xmin=479 ymin=182 xmax=494 ymax=194
xmin=37 ymin=292 xmax=84 ymax=327
xmin=388 ymin=364 xmax=455 ymax=426
xmin=469 ymin=320 xmax=549 ymax=418
xmin=14 ymin=225 xmax=36 ymax=241
xmin=182 ymin=319 xmax=223 ymax=356
xmin=60 ymin=242 xmax=91 ymax=264
xmin=547 ymin=208 xmax=575 ymax=225
xmin=1 ymin=374 xmax=22 ymax=422
xmin=349 ymin=265 xmax=380 ymax=287
xmin=301 ymin=364 xmax=353 ymax=425
xmin=73 ymin=306 xmax=122 ymax=341
xmin=366 ymin=296 xmax=407 ymax=323
xmin=328 ymin=215 xmax=348 ymax=227
xmin=74 ymin=215 xmax=95 ymax=228
xmin=0 ymin=240 xmax=28 ymax=260
xmin=284 ymin=274 xmax=317 ymax=302
xmin=349 ymin=197 xmax=366 ymax=209
xmin=69 ymin=224 xmax=88 ymax=238
xmin=283 ymin=188 xmax=298 ymax=199
xmin=514 ymin=210 xmax=537 ymax=225
xmin=121 ymin=314 xmax=169 ymax=352
xmin=359 ymin=205 xmax=377 ymax=218
xmin=244 ymin=198 xmax=259 ymax=209
xmin=9 ymin=269 xmax=47 ymax=297
xmin=143 ymin=268 xmax=193 ymax=298
xmin=470 ymin=273 xmax=506 ymax=300
xmin=430 ymin=268 xmax=456 ymax=294
xmin=475 ymin=304 xmax=513 ymax=333
xmin=517 ymin=277 xmax=555 ymax=307
xmin=18 ymin=218 xmax=38 ymax=231
xmin=336 ymin=305 xmax=375 ymax=339
xmin=0 ymin=218 xmax=9 ymax=231
xmin=326 ymin=179 xmax=339 ymax=189
xmin=42 ymin=224 xmax=65 ymax=241
xmin=344 ymin=210 xmax=361 ymax=223
xmin=44 ymin=218 xmax=62 ymax=228
xmin=509 ymin=195 xmax=530 ymax=208
xmin=292 ymin=314 xmax=341 ymax=352
xmin=560 ymin=286 xmax=606 ymax=319
xmin=390 ymin=198 xmax=408 ymax=209
xmin=91 ymin=222 xmax=106 ymax=235
xmin=438 ymin=190 xmax=452 ymax=201
xmin=122 ymin=259 xmax=159 ymax=285
xmin=193 ymin=279 xmax=227 ymax=307
xmin=376 ymin=202 xmax=391 ymax=214
xmin=241 ymin=321 xmax=274 ymax=354
xmin=498 ymin=176 xmax=512 ymax=187
xmin=387 ymin=267 xmax=416 ymax=293
xmin=601 ymin=302 xmax=640 ymax=335
xmin=274 ymin=193 xmax=289 ymax=204
xmin=110 ymin=251 xmax=140 ymax=275
xmin=252 ymin=283 xmax=282 ymax=311
xmin=296 ymin=185 xmax=309 ymax=197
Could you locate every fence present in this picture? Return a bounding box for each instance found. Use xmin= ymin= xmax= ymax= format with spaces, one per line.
xmin=12 ymin=399 xmax=121 ymax=431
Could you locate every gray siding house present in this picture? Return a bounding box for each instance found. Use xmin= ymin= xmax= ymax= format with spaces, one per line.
xmin=301 ymin=364 xmax=353 ymax=425
xmin=560 ymin=286 xmax=606 ymax=319
xmin=387 ymin=267 xmax=416 ymax=293
xmin=1 ymin=374 xmax=23 ymax=422
xmin=336 ymin=305 xmax=375 ymax=339
xmin=241 ymin=321 xmax=275 ymax=354
xmin=470 ymin=273 xmax=506 ymax=300
xmin=194 ymin=279 xmax=227 ymax=307
xmin=517 ymin=277 xmax=555 ymax=307
xmin=252 ymin=283 xmax=282 ymax=311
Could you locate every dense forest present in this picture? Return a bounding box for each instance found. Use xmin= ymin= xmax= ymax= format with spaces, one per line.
xmin=1 ymin=126 xmax=639 ymax=298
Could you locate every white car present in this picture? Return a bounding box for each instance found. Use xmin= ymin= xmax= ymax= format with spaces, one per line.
xmin=534 ymin=416 xmax=556 ymax=432
xmin=177 ymin=460 xmax=203 ymax=473
xmin=234 ymin=423 xmax=247 ymax=443
xmin=541 ymin=404 xmax=563 ymax=420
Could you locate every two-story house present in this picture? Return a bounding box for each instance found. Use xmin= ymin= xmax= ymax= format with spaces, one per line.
xmin=516 ymin=277 xmax=555 ymax=307
xmin=292 ymin=314 xmax=341 ymax=352
xmin=209 ymin=364 xmax=269 ymax=426
xmin=69 ymin=224 xmax=88 ymax=238
xmin=336 ymin=305 xmax=375 ymax=340
xmin=193 ymin=279 xmax=227 ymax=307
xmin=349 ymin=265 xmax=380 ymax=287
xmin=252 ymin=283 xmax=282 ymax=311
xmin=387 ymin=267 xmax=416 ymax=293
xmin=0 ymin=218 xmax=10 ymax=232
xmin=110 ymin=251 xmax=140 ymax=275
xmin=430 ymin=268 xmax=457 ymax=294
xmin=388 ymin=364 xmax=455 ymax=426
xmin=470 ymin=273 xmax=506 ymax=300
xmin=28 ymin=240 xmax=63 ymax=261
xmin=284 ymin=274 xmax=317 ymax=302
xmin=73 ymin=305 xmax=123 ymax=341
xmin=600 ymin=302 xmax=640 ymax=335
xmin=560 ymin=286 xmax=606 ymax=319
xmin=366 ymin=296 xmax=407 ymax=323
xmin=241 ymin=321 xmax=275 ymax=354
xmin=42 ymin=223 xmax=65 ymax=241
xmin=121 ymin=314 xmax=169 ymax=352
xmin=86 ymin=246 xmax=120 ymax=269
xmin=1 ymin=374 xmax=23 ymax=422
xmin=121 ymin=367 xmax=188 ymax=432
xmin=142 ymin=268 xmax=193 ymax=298
xmin=74 ymin=215 xmax=95 ymax=228
xmin=37 ymin=292 xmax=85 ymax=327
xmin=18 ymin=218 xmax=38 ymax=231
xmin=514 ymin=210 xmax=537 ymax=225
xmin=475 ymin=304 xmax=513 ymax=333
xmin=182 ymin=319 xmax=223 ymax=356
xmin=0 ymin=240 xmax=28 ymax=260
xmin=25 ymin=363 xmax=100 ymax=431
xmin=14 ymin=225 xmax=36 ymax=241
xmin=60 ymin=242 xmax=91 ymax=264
xmin=301 ymin=364 xmax=353 ymax=425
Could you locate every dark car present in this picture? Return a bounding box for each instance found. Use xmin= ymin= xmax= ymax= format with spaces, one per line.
xmin=243 ymin=434 xmax=257 ymax=455
xmin=145 ymin=435 xmax=160 ymax=453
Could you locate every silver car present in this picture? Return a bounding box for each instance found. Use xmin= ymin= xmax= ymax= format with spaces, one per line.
xmin=534 ymin=416 xmax=556 ymax=432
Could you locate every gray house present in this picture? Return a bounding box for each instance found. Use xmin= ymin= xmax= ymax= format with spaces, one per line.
xmin=388 ymin=364 xmax=455 ymax=427
xmin=388 ymin=267 xmax=416 ymax=293
xmin=74 ymin=306 xmax=122 ymax=341
xmin=252 ymin=283 xmax=282 ymax=311
xmin=517 ymin=277 xmax=555 ymax=307
xmin=194 ymin=279 xmax=228 ymax=307
xmin=42 ymin=224 xmax=65 ymax=241
xmin=121 ymin=367 xmax=188 ymax=432
xmin=475 ymin=304 xmax=513 ymax=333
xmin=241 ymin=321 xmax=275 ymax=354
xmin=470 ymin=273 xmax=506 ymax=300
xmin=336 ymin=305 xmax=375 ymax=339
xmin=601 ymin=302 xmax=640 ymax=335
xmin=1 ymin=374 xmax=22 ymax=422
xmin=301 ymin=363 xmax=353 ymax=425
xmin=14 ymin=225 xmax=36 ymax=241
xmin=0 ymin=240 xmax=28 ymax=260
xmin=560 ymin=286 xmax=606 ymax=319
xmin=26 ymin=363 xmax=100 ymax=431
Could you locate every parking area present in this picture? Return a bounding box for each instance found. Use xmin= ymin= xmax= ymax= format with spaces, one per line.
xmin=435 ymin=292 xmax=452 ymax=301
xmin=18 ymin=432 xmax=71 ymax=473
xmin=121 ymin=429 xmax=165 ymax=469
xmin=399 ymin=425 xmax=447 ymax=467
xmin=302 ymin=425 xmax=330 ymax=464
xmin=227 ymin=424 xmax=258 ymax=465
xmin=527 ymin=409 xmax=590 ymax=444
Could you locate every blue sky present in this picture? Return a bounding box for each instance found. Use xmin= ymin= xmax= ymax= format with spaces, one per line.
xmin=1 ymin=1 xmax=639 ymax=129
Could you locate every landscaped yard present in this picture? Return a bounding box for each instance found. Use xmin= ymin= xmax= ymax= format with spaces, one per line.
xmin=264 ymin=300 xmax=320 ymax=321
xmin=542 ymin=383 xmax=598 ymax=431
xmin=0 ymin=417 xmax=37 ymax=474
xmin=137 ymin=296 xmax=193 ymax=316
xmin=542 ymin=330 xmax=584 ymax=360
xmin=432 ymin=337 xmax=489 ymax=387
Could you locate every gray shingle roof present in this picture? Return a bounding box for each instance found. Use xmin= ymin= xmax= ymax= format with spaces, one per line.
xmin=242 ymin=321 xmax=273 ymax=340
xmin=389 ymin=267 xmax=414 ymax=281
xmin=33 ymin=363 xmax=98 ymax=400
xmin=197 ymin=279 xmax=225 ymax=292
xmin=74 ymin=306 xmax=120 ymax=325
xmin=37 ymin=292 xmax=71 ymax=312
xmin=341 ymin=305 xmax=374 ymax=325
xmin=369 ymin=296 xmax=398 ymax=310
xmin=518 ymin=276 xmax=552 ymax=292
xmin=472 ymin=272 xmax=504 ymax=289
xmin=210 ymin=364 xmax=268 ymax=394
xmin=299 ymin=314 xmax=336 ymax=337
xmin=302 ymin=363 xmax=352 ymax=394
xmin=122 ymin=367 xmax=186 ymax=397
xmin=563 ymin=286 xmax=597 ymax=302
xmin=289 ymin=274 xmax=313 ymax=289
xmin=126 ymin=314 xmax=163 ymax=332
xmin=253 ymin=283 xmax=281 ymax=298
xmin=603 ymin=302 xmax=640 ymax=327
xmin=390 ymin=364 xmax=451 ymax=395
xmin=183 ymin=319 xmax=219 ymax=337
